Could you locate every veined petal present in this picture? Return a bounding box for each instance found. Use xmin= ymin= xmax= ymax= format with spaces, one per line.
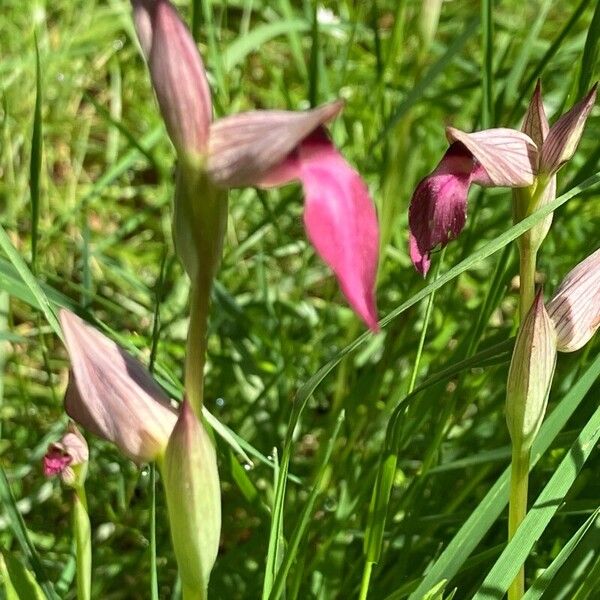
xmin=547 ymin=248 xmax=600 ymax=352
xmin=133 ymin=0 xmax=212 ymax=158
xmin=521 ymin=80 xmax=550 ymax=149
xmin=446 ymin=127 xmax=537 ymax=187
xmin=408 ymin=143 xmax=473 ymax=275
xmin=539 ymin=85 xmax=597 ymax=176
xmin=299 ymin=134 xmax=380 ymax=331
xmin=207 ymin=101 xmax=343 ymax=187
xmin=60 ymin=309 xmax=177 ymax=463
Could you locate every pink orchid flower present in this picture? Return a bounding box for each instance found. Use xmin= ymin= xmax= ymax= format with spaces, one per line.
xmin=43 ymin=422 xmax=89 ymax=486
xmin=132 ymin=0 xmax=380 ymax=330
xmin=409 ymin=82 xmax=596 ymax=275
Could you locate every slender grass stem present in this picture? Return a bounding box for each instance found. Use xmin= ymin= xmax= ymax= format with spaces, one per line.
xmin=359 ymin=254 xmax=443 ymax=600
xmin=508 ymin=447 xmax=530 ymax=600
xmin=73 ymin=485 xmax=91 ymax=600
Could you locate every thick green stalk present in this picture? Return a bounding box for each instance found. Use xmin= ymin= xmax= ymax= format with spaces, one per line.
xmin=508 ymin=448 xmax=530 ymax=600
xmin=185 ymin=282 xmax=211 ymax=413
xmin=183 ymin=584 xmax=207 ymax=600
xmin=173 ymin=166 xmax=228 ymax=415
xmin=73 ymin=485 xmax=91 ymax=600
xmin=518 ymin=245 xmax=537 ymax=321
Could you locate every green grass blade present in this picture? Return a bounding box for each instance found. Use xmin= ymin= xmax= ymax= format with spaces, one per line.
xmin=262 ymin=448 xmax=284 ymax=600
xmin=222 ymin=19 xmax=308 ymax=72
xmin=0 ymin=224 xmax=61 ymax=340
xmin=268 ymin=410 xmax=345 ymax=600
xmin=473 ymin=403 xmax=600 ymax=599
xmin=578 ymin=0 xmax=600 ymax=96
xmin=0 ymin=468 xmax=59 ymax=600
xmin=522 ymin=508 xmax=600 ymax=600
xmin=29 ymin=33 xmax=42 ymax=274
xmin=407 ymin=350 xmax=600 ymax=599
xmin=481 ymin=0 xmax=494 ymax=127
xmin=511 ymin=0 xmax=592 ymax=119
xmin=375 ymin=16 xmax=479 ymax=145
xmin=1 ymin=553 xmax=46 ymax=600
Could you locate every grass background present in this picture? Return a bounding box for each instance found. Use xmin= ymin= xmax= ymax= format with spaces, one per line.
xmin=1 ymin=0 xmax=600 ymax=598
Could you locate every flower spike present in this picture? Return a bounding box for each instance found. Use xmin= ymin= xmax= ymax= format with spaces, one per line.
xmin=60 ymin=309 xmax=177 ymax=462
xmin=131 ymin=0 xmax=380 ymax=330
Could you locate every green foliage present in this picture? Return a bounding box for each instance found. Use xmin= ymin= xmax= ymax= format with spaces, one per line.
xmin=1 ymin=1 xmax=600 ymax=599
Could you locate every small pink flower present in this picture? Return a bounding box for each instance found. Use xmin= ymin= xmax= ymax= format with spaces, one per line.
xmin=131 ymin=0 xmax=379 ymax=330
xmin=409 ymin=83 xmax=596 ymax=275
xmin=43 ymin=423 xmax=89 ymax=486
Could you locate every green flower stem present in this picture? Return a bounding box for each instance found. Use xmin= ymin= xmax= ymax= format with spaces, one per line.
xmin=518 ymin=245 xmax=537 ymax=321
xmin=173 ymin=166 xmax=228 ymax=415
xmin=73 ymin=484 xmax=91 ymax=600
xmin=508 ymin=447 xmax=530 ymax=600
xmin=185 ymin=281 xmax=211 ymax=414
xmin=182 ymin=584 xmax=207 ymax=600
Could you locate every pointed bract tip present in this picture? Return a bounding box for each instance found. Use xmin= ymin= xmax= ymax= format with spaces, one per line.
xmin=136 ymin=0 xmax=212 ymax=159
xmin=539 ymin=85 xmax=597 ymax=176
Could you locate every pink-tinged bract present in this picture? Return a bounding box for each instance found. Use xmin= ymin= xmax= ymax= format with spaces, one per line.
xmin=547 ymin=247 xmax=600 ymax=352
xmin=60 ymin=309 xmax=178 ymax=463
xmin=133 ymin=0 xmax=212 ymax=159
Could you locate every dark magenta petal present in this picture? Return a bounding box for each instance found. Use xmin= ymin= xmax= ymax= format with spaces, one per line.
xmin=408 ymin=144 xmax=473 ymax=275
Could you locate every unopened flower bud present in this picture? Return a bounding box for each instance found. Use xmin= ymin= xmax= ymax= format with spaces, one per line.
xmin=132 ymin=0 xmax=212 ymax=163
xmin=43 ymin=423 xmax=89 ymax=487
xmin=547 ymin=248 xmax=600 ymax=352
xmin=60 ymin=309 xmax=177 ymax=463
xmin=162 ymin=399 xmax=221 ymax=595
xmin=506 ymin=291 xmax=557 ymax=450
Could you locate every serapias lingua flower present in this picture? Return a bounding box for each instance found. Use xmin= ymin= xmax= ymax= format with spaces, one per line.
xmin=131 ymin=0 xmax=380 ymax=330
xmin=409 ymin=82 xmax=596 ymax=275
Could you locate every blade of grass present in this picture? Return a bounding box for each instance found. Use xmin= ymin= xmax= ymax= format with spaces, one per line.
xmin=510 ymin=0 xmax=593 ymax=120
xmin=268 ymin=410 xmax=345 ymax=600
xmin=522 ymin=508 xmax=600 ymax=600
xmin=481 ymin=0 xmax=494 ymax=128
xmin=375 ymin=16 xmax=480 ymax=147
xmin=30 ymin=33 xmax=42 ymax=274
xmin=262 ymin=448 xmax=284 ymax=600
xmin=578 ymin=0 xmax=600 ymax=97
xmin=473 ymin=403 xmax=600 ymax=599
xmin=0 ymin=468 xmax=59 ymax=600
xmin=0 ymin=224 xmax=61 ymax=340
